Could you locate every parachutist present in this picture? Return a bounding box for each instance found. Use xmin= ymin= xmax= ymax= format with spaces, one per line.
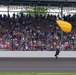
xmin=55 ymin=47 xmax=60 ymax=59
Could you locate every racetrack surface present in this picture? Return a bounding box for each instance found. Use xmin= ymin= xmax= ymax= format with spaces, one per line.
xmin=0 ymin=58 xmax=76 ymax=73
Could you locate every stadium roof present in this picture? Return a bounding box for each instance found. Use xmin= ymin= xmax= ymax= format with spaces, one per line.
xmin=0 ymin=0 xmax=76 ymax=7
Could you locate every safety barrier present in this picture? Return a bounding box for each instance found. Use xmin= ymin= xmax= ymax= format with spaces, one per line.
xmin=0 ymin=51 xmax=76 ymax=58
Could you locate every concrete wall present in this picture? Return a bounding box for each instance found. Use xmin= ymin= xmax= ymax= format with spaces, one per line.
xmin=0 ymin=51 xmax=76 ymax=58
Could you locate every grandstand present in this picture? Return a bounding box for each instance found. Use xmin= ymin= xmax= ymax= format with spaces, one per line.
xmin=0 ymin=0 xmax=76 ymax=51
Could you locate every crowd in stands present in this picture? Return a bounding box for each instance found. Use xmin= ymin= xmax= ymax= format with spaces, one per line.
xmin=0 ymin=13 xmax=76 ymax=51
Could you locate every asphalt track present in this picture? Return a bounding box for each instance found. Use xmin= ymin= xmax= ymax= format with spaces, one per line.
xmin=0 ymin=58 xmax=76 ymax=73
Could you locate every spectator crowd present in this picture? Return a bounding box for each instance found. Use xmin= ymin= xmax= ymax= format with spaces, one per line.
xmin=0 ymin=13 xmax=76 ymax=51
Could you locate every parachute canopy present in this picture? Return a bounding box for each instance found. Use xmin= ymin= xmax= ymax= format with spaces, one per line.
xmin=56 ymin=20 xmax=72 ymax=33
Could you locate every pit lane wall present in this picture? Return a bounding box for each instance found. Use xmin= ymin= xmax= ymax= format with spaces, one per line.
xmin=0 ymin=51 xmax=76 ymax=58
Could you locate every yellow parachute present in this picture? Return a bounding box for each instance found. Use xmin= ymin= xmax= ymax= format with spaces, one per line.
xmin=56 ymin=20 xmax=72 ymax=33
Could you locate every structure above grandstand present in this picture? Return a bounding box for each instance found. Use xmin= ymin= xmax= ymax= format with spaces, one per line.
xmin=0 ymin=0 xmax=76 ymax=7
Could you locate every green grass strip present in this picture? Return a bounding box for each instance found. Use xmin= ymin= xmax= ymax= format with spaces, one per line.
xmin=0 ymin=73 xmax=76 ymax=75
xmin=37 ymin=73 xmax=76 ymax=75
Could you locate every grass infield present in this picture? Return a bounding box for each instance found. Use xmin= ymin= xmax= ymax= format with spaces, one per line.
xmin=0 ymin=73 xmax=76 ymax=75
